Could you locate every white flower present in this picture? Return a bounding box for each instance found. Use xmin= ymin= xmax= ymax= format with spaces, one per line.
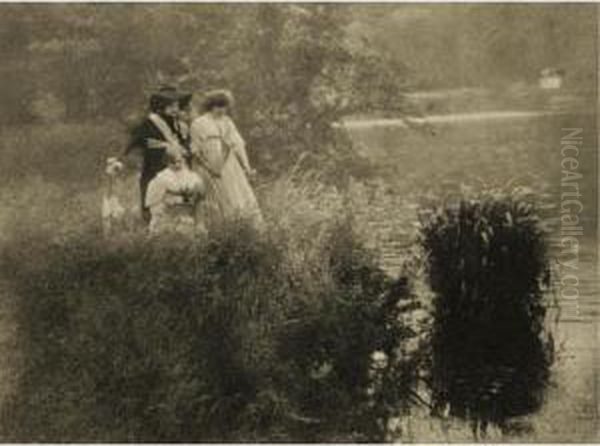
xmin=371 ymin=350 xmax=388 ymax=369
xmin=105 ymin=158 xmax=124 ymax=177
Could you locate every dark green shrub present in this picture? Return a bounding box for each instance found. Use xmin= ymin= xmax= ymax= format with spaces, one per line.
xmin=419 ymin=192 xmax=553 ymax=436
xmin=2 ymin=217 xmax=418 ymax=442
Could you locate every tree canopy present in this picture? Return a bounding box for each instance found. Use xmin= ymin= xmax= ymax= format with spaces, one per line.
xmin=349 ymin=4 xmax=596 ymax=89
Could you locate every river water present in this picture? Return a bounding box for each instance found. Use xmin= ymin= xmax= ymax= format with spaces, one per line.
xmin=347 ymin=111 xmax=599 ymax=441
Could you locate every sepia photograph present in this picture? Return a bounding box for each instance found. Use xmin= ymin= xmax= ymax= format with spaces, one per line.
xmin=0 ymin=2 xmax=597 ymax=442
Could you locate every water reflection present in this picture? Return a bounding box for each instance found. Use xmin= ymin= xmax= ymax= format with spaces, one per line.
xmin=348 ymin=111 xmax=598 ymax=440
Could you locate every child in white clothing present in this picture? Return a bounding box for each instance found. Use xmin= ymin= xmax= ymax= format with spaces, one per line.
xmin=145 ymin=152 xmax=206 ymax=235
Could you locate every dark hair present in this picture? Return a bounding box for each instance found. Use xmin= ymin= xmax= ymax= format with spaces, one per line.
xmin=203 ymin=90 xmax=233 ymax=112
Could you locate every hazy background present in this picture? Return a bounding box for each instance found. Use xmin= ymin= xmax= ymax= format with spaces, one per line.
xmin=0 ymin=4 xmax=595 ymax=121
xmin=0 ymin=4 xmax=597 ymax=442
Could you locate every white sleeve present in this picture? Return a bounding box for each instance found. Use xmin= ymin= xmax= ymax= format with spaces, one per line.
xmin=227 ymin=118 xmax=251 ymax=171
xmin=145 ymin=175 xmax=167 ymax=209
xmin=190 ymin=117 xmax=209 ymax=156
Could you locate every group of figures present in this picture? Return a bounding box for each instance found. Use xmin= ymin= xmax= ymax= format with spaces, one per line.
xmin=121 ymin=86 xmax=263 ymax=235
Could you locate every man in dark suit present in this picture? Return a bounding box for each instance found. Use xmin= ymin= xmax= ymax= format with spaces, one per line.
xmin=126 ymin=86 xmax=192 ymax=224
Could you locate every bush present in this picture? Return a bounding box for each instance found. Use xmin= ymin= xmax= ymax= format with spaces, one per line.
xmin=276 ymin=219 xmax=420 ymax=441
xmin=418 ymin=191 xmax=553 ymax=436
xmin=2 ymin=211 xmax=418 ymax=441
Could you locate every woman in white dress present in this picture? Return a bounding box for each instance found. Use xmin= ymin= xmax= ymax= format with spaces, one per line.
xmin=190 ymin=90 xmax=263 ymax=226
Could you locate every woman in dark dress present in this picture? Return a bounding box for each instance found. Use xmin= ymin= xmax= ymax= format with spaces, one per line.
xmin=126 ymin=86 xmax=192 ymax=224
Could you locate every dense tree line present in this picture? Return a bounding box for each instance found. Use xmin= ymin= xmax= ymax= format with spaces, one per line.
xmin=349 ymin=4 xmax=596 ymax=89
xmin=0 ymin=5 xmax=402 ymax=122
xmin=1 ymin=4 xmax=594 ymax=176
xmin=1 ymin=4 xmax=594 ymax=125
xmin=0 ymin=4 xmax=405 ymax=175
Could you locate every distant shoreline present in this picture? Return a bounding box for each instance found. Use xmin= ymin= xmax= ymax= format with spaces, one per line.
xmin=339 ymin=109 xmax=579 ymax=129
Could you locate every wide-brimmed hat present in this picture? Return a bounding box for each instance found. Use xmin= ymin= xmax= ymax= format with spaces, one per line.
xmin=150 ymin=85 xmax=192 ymax=109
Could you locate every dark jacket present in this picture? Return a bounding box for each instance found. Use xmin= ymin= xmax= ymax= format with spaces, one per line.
xmin=127 ymin=114 xmax=189 ymax=182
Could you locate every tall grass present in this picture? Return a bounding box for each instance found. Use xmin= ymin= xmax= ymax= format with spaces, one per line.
xmin=0 ymin=121 xmax=563 ymax=441
xmin=418 ymin=190 xmax=553 ymax=437
xmin=0 ymin=162 xmax=420 ymax=441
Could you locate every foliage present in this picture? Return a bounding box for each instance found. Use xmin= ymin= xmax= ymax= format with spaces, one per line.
xmin=0 ymin=4 xmax=406 ymax=178
xmin=350 ymin=4 xmax=597 ymax=89
xmin=275 ymin=220 xmax=420 ymax=441
xmin=418 ymin=190 xmax=553 ymax=436
xmin=0 ymin=183 xmax=419 ymax=442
